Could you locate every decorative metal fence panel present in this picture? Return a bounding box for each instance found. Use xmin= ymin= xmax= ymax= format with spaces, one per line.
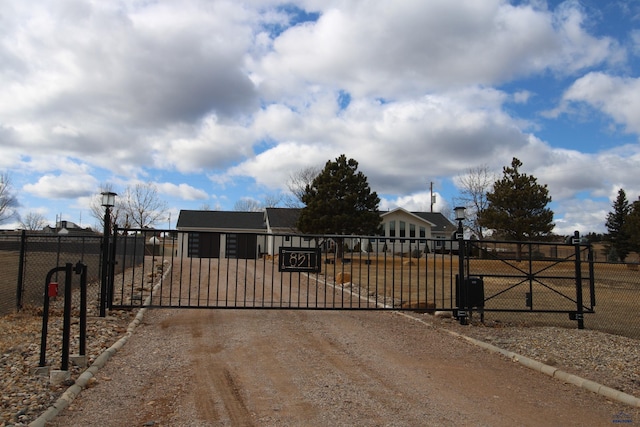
xmin=109 ymin=229 xmax=594 ymax=330
xmin=464 ymin=239 xmax=595 ymax=320
xmin=110 ymin=230 xmax=459 ymax=311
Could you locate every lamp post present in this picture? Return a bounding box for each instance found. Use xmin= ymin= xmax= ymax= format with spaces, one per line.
xmin=99 ymin=192 xmax=116 ymax=317
xmin=454 ymin=206 xmax=467 ymax=325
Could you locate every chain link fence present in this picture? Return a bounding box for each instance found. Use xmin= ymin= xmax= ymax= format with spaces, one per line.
xmin=0 ymin=231 xmax=103 ymax=316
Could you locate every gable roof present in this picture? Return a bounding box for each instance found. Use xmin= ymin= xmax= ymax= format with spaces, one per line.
xmin=264 ymin=207 xmax=301 ymax=229
xmin=411 ymin=212 xmax=456 ymax=233
xmin=176 ymin=208 xmax=455 ymax=234
xmin=176 ymin=210 xmax=265 ymax=231
xmin=380 ymin=207 xmax=436 ymax=227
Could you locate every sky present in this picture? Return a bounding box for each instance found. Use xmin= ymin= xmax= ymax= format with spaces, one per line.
xmin=2 ymin=0 xmax=640 ymax=235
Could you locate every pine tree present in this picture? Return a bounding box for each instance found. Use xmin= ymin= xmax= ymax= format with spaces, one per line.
xmin=619 ymin=195 xmax=640 ymax=262
xmin=297 ymin=155 xmax=381 ymax=258
xmin=605 ymin=189 xmax=631 ymax=262
xmin=479 ymin=158 xmax=554 ymax=254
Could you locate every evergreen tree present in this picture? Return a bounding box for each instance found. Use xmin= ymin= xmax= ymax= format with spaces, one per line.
xmin=605 ymin=188 xmax=631 ymax=262
xmin=621 ymin=197 xmax=640 ymax=261
xmin=479 ymin=158 xmax=554 ymax=252
xmin=297 ymin=155 xmax=381 ymax=257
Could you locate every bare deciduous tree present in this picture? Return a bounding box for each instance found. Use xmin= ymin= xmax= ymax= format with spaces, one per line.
xmin=0 ymin=172 xmax=19 ymax=225
xmin=454 ymin=165 xmax=497 ymax=240
xmin=121 ymin=182 xmax=169 ymax=229
xmin=91 ymin=182 xmax=168 ymax=230
xmin=262 ymin=192 xmax=284 ymax=208
xmin=234 ymin=198 xmax=263 ymax=212
xmin=19 ymin=212 xmax=49 ymax=230
xmin=286 ymin=166 xmax=320 ymax=207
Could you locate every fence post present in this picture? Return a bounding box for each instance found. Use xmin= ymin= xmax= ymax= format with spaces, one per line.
xmin=16 ymin=230 xmax=26 ymax=311
xmin=99 ymin=206 xmax=113 ymax=317
xmin=456 ymin=220 xmax=467 ymax=325
xmin=75 ymin=262 xmax=87 ymax=357
xmin=573 ymin=230 xmax=585 ymax=329
xmin=61 ymin=263 xmax=73 ymax=371
xmin=108 ymin=226 xmax=119 ymax=311
xmin=588 ymin=245 xmax=596 ymax=308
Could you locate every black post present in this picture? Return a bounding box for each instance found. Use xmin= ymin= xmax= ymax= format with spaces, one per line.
xmin=457 ymin=219 xmax=467 ymax=325
xmin=75 ymin=262 xmax=87 ymax=357
xmin=573 ymin=230 xmax=584 ymax=329
xmin=588 ymin=244 xmax=596 ymax=308
xmin=16 ymin=230 xmax=26 ymax=311
xmin=108 ymin=225 xmax=119 ymax=311
xmin=99 ymin=205 xmax=111 ymax=317
xmin=61 ymin=263 xmax=73 ymax=371
xmin=39 ymin=265 xmax=67 ymax=367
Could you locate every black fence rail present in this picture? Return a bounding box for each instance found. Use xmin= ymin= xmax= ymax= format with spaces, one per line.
xmin=110 ymin=230 xmax=459 ymax=311
xmin=2 ymin=228 xmax=638 ymax=339
xmin=463 ymin=239 xmax=640 ymax=340
xmin=108 ymin=229 xmax=598 ymax=329
xmin=465 ymin=239 xmax=595 ymax=315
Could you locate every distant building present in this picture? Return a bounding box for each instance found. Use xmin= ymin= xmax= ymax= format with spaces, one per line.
xmin=176 ymin=208 xmax=457 ymax=259
xmin=43 ymin=220 xmax=97 ymax=236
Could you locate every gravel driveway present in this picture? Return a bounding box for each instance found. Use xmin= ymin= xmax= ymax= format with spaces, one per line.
xmin=40 ymin=258 xmax=639 ymax=426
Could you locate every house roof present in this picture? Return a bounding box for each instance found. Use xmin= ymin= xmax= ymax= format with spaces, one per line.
xmin=411 ymin=212 xmax=456 ymax=233
xmin=264 ymin=207 xmax=301 ymax=229
xmin=176 ymin=208 xmax=455 ymax=234
xmin=176 ymin=210 xmax=265 ymax=231
xmin=381 ymin=207 xmax=436 ymax=226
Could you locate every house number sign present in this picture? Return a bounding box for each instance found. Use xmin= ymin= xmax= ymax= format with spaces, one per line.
xmin=279 ymin=247 xmax=321 ymax=272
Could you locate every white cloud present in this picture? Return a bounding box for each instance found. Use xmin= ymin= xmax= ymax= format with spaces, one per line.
xmin=0 ymin=0 xmax=637 ymax=234
xmin=253 ymin=1 xmax=621 ymax=100
xmin=23 ymin=173 xmax=98 ymax=199
xmin=154 ymin=115 xmax=257 ymax=173
xmin=225 ymin=142 xmax=335 ymax=189
xmin=560 ymin=72 xmax=640 ymax=134
xmin=379 ymin=192 xmax=447 ymax=213
xmin=157 ymin=182 xmax=209 ymax=201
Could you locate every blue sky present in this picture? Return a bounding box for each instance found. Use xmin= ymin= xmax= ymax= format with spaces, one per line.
xmin=2 ymin=0 xmax=640 ymax=234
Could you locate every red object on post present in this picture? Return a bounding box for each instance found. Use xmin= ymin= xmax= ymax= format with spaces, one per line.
xmin=48 ymin=282 xmax=58 ymax=297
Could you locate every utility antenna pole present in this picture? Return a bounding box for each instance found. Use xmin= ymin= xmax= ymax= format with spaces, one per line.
xmin=430 ymin=181 xmax=435 ymax=212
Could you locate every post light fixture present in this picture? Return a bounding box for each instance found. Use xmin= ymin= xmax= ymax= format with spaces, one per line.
xmin=99 ymin=191 xmax=116 ymax=317
xmin=454 ymin=206 xmax=467 ymax=325
xmin=101 ymin=191 xmax=116 ymax=208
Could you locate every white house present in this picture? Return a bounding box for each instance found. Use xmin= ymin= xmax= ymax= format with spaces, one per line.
xmin=176 ymin=208 xmax=457 ymax=259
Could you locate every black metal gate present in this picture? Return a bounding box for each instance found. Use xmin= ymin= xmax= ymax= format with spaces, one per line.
xmin=462 ymin=232 xmax=595 ymax=328
xmin=106 ymin=229 xmax=594 ymax=328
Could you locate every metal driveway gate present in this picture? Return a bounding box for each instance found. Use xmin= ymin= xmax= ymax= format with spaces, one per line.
xmin=106 ymin=229 xmax=594 ymax=328
xmin=463 ymin=233 xmax=595 ymax=328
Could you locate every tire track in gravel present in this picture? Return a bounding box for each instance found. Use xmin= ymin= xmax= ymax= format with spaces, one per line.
xmin=279 ymin=310 xmax=430 ymax=425
xmin=189 ymin=312 xmax=254 ymax=426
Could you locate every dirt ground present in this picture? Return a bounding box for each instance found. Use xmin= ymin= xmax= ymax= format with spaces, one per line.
xmin=42 ymin=257 xmax=639 ymax=426
xmin=43 ymin=309 xmax=637 ymax=427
